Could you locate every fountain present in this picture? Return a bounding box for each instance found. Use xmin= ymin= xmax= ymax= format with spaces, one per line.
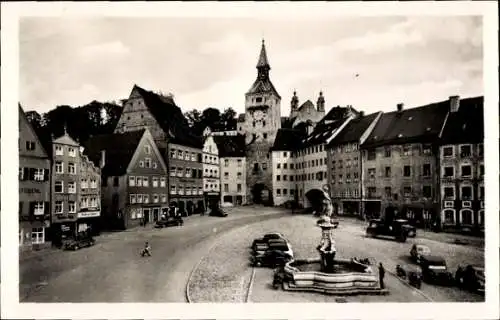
xmin=278 ymin=186 xmax=388 ymax=295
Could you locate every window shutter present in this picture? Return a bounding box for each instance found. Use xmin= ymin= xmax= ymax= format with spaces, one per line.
xmin=29 ymin=202 xmax=35 ymax=219
xmin=23 ymin=168 xmax=29 ymax=181
xmin=29 ymin=168 xmax=36 ymax=180
xmin=45 ymin=202 xmax=50 ymax=215
xmin=44 ymin=169 xmax=50 ymax=181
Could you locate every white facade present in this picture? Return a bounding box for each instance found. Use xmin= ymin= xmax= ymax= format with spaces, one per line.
xmin=202 ymin=136 xmax=220 ymax=194
xmin=294 ymin=144 xmax=329 ymax=207
xmin=220 ymin=157 xmax=247 ymax=205
xmin=271 ymin=150 xmax=296 ymax=206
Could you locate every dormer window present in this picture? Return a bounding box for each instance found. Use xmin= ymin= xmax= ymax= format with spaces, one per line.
xmin=256 ymin=97 xmax=262 ymax=103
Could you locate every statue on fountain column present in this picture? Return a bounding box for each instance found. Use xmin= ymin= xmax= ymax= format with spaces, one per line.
xmin=316 ymin=185 xmax=338 ymax=272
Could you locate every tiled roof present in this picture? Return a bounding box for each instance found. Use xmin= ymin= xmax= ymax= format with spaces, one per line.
xmin=440 ymin=96 xmax=484 ymax=144
xmin=302 ymin=106 xmax=352 ymax=147
xmin=246 ymin=78 xmax=281 ymax=98
xmin=362 ymin=100 xmax=450 ymax=148
xmin=213 ymin=134 xmax=246 ymax=157
xmin=83 ymin=129 xmax=145 ymax=176
xmin=271 ymin=128 xmax=306 ymax=151
xmin=281 ymin=116 xmax=295 ymax=129
xmin=327 ymin=112 xmax=380 ymax=146
xmin=133 ymin=85 xmax=203 ymax=149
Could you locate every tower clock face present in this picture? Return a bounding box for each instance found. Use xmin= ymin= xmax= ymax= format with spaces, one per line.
xmin=254 ymin=110 xmax=264 ymax=121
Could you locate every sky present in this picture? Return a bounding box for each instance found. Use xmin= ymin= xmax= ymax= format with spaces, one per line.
xmin=19 ymin=16 xmax=483 ymax=116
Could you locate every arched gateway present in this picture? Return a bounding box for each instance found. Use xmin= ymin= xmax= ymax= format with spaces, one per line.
xmin=251 ymin=183 xmax=272 ymax=205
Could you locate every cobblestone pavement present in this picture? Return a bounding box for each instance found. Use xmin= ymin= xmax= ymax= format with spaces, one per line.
xmin=19 ymin=207 xmax=287 ymax=302
xmin=189 ymin=214 xmax=484 ymax=302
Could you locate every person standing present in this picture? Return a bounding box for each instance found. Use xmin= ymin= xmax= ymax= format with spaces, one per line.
xmin=379 ymin=262 xmax=386 ymax=289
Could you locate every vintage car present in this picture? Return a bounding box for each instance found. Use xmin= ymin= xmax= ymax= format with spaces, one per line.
xmin=63 ymin=236 xmax=96 ymax=251
xmin=251 ymin=248 xmax=294 ymax=268
xmin=209 ymin=207 xmax=228 ymax=217
xmin=396 ymin=264 xmax=423 ymax=289
xmin=155 ymin=216 xmax=184 ymax=228
xmin=251 ymin=232 xmax=286 ymax=250
xmin=395 ymin=219 xmax=417 ymax=237
xmin=410 ymin=244 xmax=431 ymax=264
xmin=420 ymin=255 xmax=454 ymax=285
xmin=455 ymin=264 xmax=485 ymax=293
xmin=365 ymin=219 xmax=412 ymax=242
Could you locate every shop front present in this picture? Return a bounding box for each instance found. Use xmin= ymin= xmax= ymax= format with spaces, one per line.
xmin=77 ymin=209 xmax=101 ymax=236
xmin=204 ymin=192 xmax=221 ymax=213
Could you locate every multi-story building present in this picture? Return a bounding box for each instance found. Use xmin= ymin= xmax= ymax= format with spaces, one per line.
xmin=326 ymin=112 xmax=381 ymax=217
xmin=114 ymin=84 xmax=204 ymax=215
xmin=50 ymin=130 xmax=101 ymax=244
xmin=202 ymin=135 xmax=220 ymax=212
xmin=214 ymin=135 xmax=247 ymax=205
xmin=84 ymin=128 xmax=169 ymax=229
xmin=19 ymin=105 xmax=51 ymax=249
xmin=438 ymin=96 xmax=484 ymax=233
xmin=293 ymin=106 xmax=356 ymax=208
xmin=361 ymin=101 xmax=449 ymax=224
xmin=242 ymin=40 xmax=282 ymax=205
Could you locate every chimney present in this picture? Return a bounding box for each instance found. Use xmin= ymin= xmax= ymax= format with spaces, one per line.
xmin=449 ymin=95 xmax=460 ymax=112
xmin=359 ymin=111 xmax=365 ymax=117
xmin=100 ymin=150 xmax=106 ymax=169
xmin=397 ymin=103 xmax=404 ymax=112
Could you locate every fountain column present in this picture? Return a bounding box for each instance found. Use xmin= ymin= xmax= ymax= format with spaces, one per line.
xmin=317 ymin=220 xmax=337 ymax=272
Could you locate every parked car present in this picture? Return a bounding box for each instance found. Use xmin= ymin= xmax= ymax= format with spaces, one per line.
xmin=209 ymin=207 xmax=228 ymax=217
xmin=365 ymin=219 xmax=411 ymax=242
xmin=455 ymin=265 xmax=485 ymax=293
xmin=251 ymin=233 xmax=286 ymax=250
xmin=396 ymin=264 xmax=423 ymax=289
xmin=251 ymin=249 xmax=293 ymax=268
xmin=410 ymin=244 xmax=431 ymax=264
xmin=420 ymin=255 xmax=454 ymax=285
xmin=155 ymin=216 xmax=184 ymax=228
xmin=267 ymin=239 xmax=294 ymax=258
xmin=63 ymin=236 xmax=95 ymax=251
xmin=395 ymin=219 xmax=417 ymax=237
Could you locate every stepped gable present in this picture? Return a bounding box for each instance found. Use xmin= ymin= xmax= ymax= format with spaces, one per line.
xmin=302 ymin=106 xmax=353 ymax=147
xmin=327 ymin=112 xmax=380 ymax=146
xmin=133 ymin=85 xmax=202 ymax=148
xmin=439 ymin=96 xmax=484 ymax=144
xmin=213 ymin=134 xmax=246 ymax=157
xmin=362 ymin=100 xmax=450 ymax=148
xmin=271 ymin=128 xmax=306 ymax=151
xmin=83 ymin=129 xmax=145 ymax=176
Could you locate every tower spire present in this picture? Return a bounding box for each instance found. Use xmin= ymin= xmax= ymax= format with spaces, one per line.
xmin=256 ymin=39 xmax=270 ymax=68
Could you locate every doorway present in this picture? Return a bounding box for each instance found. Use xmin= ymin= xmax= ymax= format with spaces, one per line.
xmin=143 ymin=209 xmax=151 ymax=223
xmin=153 ymin=208 xmax=160 ymax=222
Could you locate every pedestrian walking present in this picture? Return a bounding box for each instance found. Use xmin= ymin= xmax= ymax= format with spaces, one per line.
xmin=141 ymin=241 xmax=152 ymax=257
xmin=379 ymin=262 xmax=386 ymax=289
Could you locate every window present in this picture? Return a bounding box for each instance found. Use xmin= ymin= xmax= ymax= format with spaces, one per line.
xmin=460 ymin=145 xmax=472 ymax=157
xmin=444 ymin=186 xmax=455 ymax=199
xmin=461 ymin=165 xmax=472 ymax=177
xmin=276 ymin=189 xmax=281 ymax=196
xmin=81 ymin=179 xmax=88 ymax=189
xmin=461 ymin=186 xmax=473 ymax=200
xmin=284 ymin=175 xmax=288 ymax=181
xmin=224 ymin=184 xmax=229 ymax=192
xmin=384 ymin=187 xmax=392 ymax=198
xmin=480 ymin=164 xmax=484 ymax=176
xmin=263 ymin=133 xmax=268 ymax=139
xmin=237 ymin=159 xmax=242 ymax=167
xmin=367 ymin=187 xmax=376 ymax=197
xmin=385 ymin=167 xmax=391 ymax=177
xmin=113 ymin=177 xmax=119 ymax=186
xmin=153 ymin=194 xmax=159 ymax=203
xmin=130 ymin=194 xmax=137 ymax=204
xmin=90 ymin=197 xmax=98 ymax=208
xmin=33 ymin=168 xmax=44 ymax=181
xmin=152 ymin=177 xmax=158 ymax=187
xmin=277 ymin=175 xmax=281 ymax=181
xmin=137 ymin=194 xmax=143 ymax=203
xmin=25 ymin=141 xmax=36 ymax=151
xmin=237 ymin=184 xmax=242 ymax=192
xmin=68 ymin=163 xmax=76 ymax=174
xmin=90 ymin=179 xmax=97 ymax=188
xmin=403 ymin=145 xmax=412 ymax=156
xmin=290 ymin=163 xmax=294 ymax=169
xmin=422 ymin=144 xmax=432 ymax=155
xmin=478 ymin=144 xmax=484 ymax=156
xmin=143 ymin=177 xmax=149 ymax=187
xmin=55 ymin=181 xmax=64 ymax=193
xmin=443 ymin=146 xmax=453 ymax=157
xmin=403 ymin=187 xmax=412 ymax=197
xmin=161 ymin=194 xmax=167 ymax=203
xmin=225 ymin=159 xmax=229 ymax=167
xmin=55 ymin=145 xmax=63 ymax=156
xmin=136 ymin=176 xmax=143 ymax=187
xmin=184 ymin=153 xmax=190 ymax=161
xmin=129 ymin=176 xmax=136 ymax=186
xmin=423 ymin=164 xmax=431 ymax=177
xmin=384 ymin=147 xmax=391 ymax=157
xmin=160 ymin=177 xmax=166 ymax=187
xmin=177 ymin=168 xmax=183 ymax=177
xmin=68 ymin=147 xmax=76 ymax=157
xmin=479 ymin=186 xmax=485 ymax=200
xmin=33 ymin=202 xmax=44 ymax=215
xmin=262 ymin=163 xmax=267 ymax=170
xmin=170 ymin=167 xmax=176 ymax=177
xmin=224 ymin=172 xmax=229 ymax=179
xmin=460 ymin=209 xmax=473 ymax=225
xmin=68 ymin=201 xmax=76 ymax=213
xmin=277 ymin=163 xmax=281 ymax=169
xmin=191 ymin=153 xmax=197 ymax=162
xmin=170 ymin=186 xmax=176 ymax=194
xmin=283 ymin=189 xmax=288 ymax=195
xmin=80 ymin=197 xmax=88 ymax=208
xmin=145 ymin=145 xmax=151 ymax=154
xmin=368 ymin=168 xmax=376 ymax=179
xmin=31 ymin=227 xmax=45 ymax=244
xmin=55 ymin=201 xmax=63 ymax=213
xmin=55 ymin=161 xmax=64 ymax=174
xmin=403 ymin=166 xmax=411 ymax=177
xmin=178 ymin=150 xmax=183 ymax=159
xmin=256 ymin=97 xmax=262 ymax=103
xmin=237 ymin=172 xmax=242 ymax=179
xmin=263 ymin=121 xmax=266 ymax=127
xmin=423 ymin=186 xmax=432 ymax=198
xmin=145 ymin=158 xmax=151 ymax=168
xmin=68 ymin=182 xmax=76 ymax=193
xmin=353 ymin=172 xmax=359 ymax=181
xmin=171 ymin=149 xmax=176 ymax=158
xmin=367 ymin=150 xmax=376 ymax=160
xmin=443 ymin=209 xmax=455 ymax=224
xmin=443 ymin=166 xmax=454 ymax=177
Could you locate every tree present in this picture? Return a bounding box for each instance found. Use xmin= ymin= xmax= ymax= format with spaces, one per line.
xmin=221 ymin=107 xmax=237 ymax=130
xmin=184 ymin=109 xmax=202 ymax=128
xmin=201 ymin=107 xmax=221 ymax=131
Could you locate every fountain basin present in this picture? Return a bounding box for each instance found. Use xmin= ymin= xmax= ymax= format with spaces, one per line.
xmin=281 ymin=258 xmax=388 ymax=295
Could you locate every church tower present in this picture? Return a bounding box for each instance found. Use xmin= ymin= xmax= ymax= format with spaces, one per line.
xmin=244 ymin=39 xmax=281 ymax=205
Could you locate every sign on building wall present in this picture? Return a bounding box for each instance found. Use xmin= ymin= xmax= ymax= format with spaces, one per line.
xmin=77 ymin=211 xmax=100 ymax=218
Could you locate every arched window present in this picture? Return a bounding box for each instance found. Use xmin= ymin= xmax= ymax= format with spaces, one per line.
xmin=442 ymin=209 xmax=455 ymax=225
xmin=459 ymin=209 xmax=474 ymax=225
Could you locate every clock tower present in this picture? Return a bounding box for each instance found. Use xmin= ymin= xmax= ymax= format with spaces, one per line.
xmin=244 ymin=39 xmax=281 ymax=205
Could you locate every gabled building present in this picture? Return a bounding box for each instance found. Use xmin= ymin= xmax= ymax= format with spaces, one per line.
xmin=50 ymin=130 xmax=101 ymax=245
xmin=19 ymin=105 xmax=51 ymax=249
xmin=326 ymin=111 xmax=382 ymax=217
xmin=115 ymin=84 xmax=204 ymax=215
xmin=84 ymin=128 xmax=169 ymax=229
xmin=438 ymin=96 xmax=484 ymax=233
xmin=202 ymin=135 xmax=221 ymax=212
xmin=361 ymin=101 xmax=449 ymax=224
xmin=214 ymin=135 xmax=247 ymax=205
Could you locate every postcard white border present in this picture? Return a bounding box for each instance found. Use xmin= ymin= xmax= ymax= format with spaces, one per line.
xmin=1 ymin=1 xmax=499 ymax=319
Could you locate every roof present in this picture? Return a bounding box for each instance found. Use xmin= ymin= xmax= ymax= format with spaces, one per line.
xmin=213 ymin=135 xmax=246 ymax=157
xmin=298 ymin=100 xmax=315 ymax=112
xmin=302 ymin=106 xmax=352 ymax=147
xmin=271 ymin=128 xmax=306 ymax=151
xmin=439 ymin=96 xmax=484 ymax=144
xmin=83 ymin=129 xmax=145 ymax=176
xmin=327 ymin=112 xmax=380 ymax=146
xmin=132 ymin=85 xmax=202 ymax=149
xmin=256 ymin=39 xmax=270 ymax=68
xmin=362 ymin=100 xmax=450 ymax=148
xmin=53 ymin=132 xmax=79 ymax=146
xmin=281 ymin=116 xmax=295 ymax=129
xmin=246 ymin=78 xmax=281 ymax=98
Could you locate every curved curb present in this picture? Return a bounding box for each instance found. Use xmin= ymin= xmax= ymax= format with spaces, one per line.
xmin=386 ymin=269 xmax=434 ymax=302
xmin=245 ymin=267 xmax=256 ymax=302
